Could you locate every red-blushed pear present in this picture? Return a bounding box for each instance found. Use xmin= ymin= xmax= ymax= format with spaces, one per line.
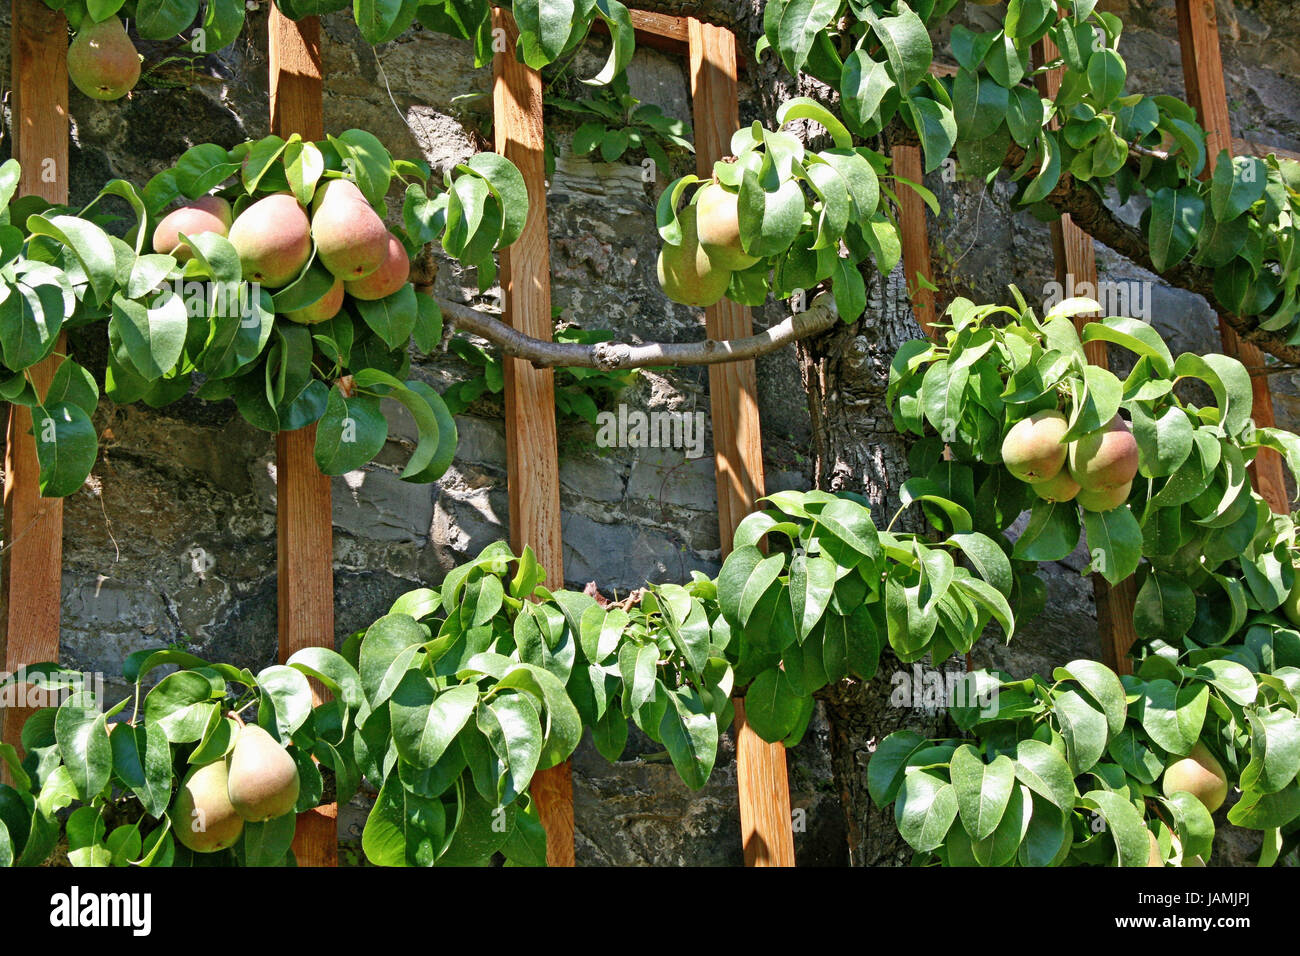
xmin=227 ymin=193 xmax=312 ymax=287
xmin=1075 ymin=480 xmax=1131 ymax=513
xmin=344 ymin=231 xmax=410 ymax=301
xmin=172 ymin=761 xmax=244 ymax=853
xmin=1031 ymin=468 xmax=1081 ymax=503
xmin=1000 ymin=410 xmax=1069 ymax=482
xmin=1162 ymin=742 xmax=1229 ymax=813
xmin=226 ymin=723 xmax=301 ymax=823
xmin=67 ymin=17 xmax=140 ymax=101
xmin=152 ymin=196 xmax=233 ymax=261
xmin=694 ymin=181 xmax=759 ymax=271
xmin=657 ymin=205 xmax=731 ymax=308
xmin=286 ymin=274 xmax=344 ymax=325
xmin=1068 ymin=414 xmax=1139 ymax=490
xmin=309 ymin=179 xmax=389 ymax=280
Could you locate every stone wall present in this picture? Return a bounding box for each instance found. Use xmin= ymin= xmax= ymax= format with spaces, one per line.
xmin=0 ymin=0 xmax=1295 ymax=866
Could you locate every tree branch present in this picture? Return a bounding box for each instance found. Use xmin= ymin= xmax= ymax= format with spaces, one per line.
xmin=438 ymin=293 xmax=840 ymax=369
xmin=890 ymin=122 xmax=1300 ymax=365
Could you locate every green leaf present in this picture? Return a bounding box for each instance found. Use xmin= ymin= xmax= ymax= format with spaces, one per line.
xmin=26 ymin=214 xmax=118 ymax=305
xmin=1211 ymin=153 xmax=1267 ymax=222
xmin=1130 ymin=403 xmax=1193 ymax=478
xmin=1081 ymin=789 xmax=1150 ymax=866
xmin=359 ymin=613 xmax=428 ymax=705
xmin=1054 ymin=688 xmax=1108 ymax=773
xmin=1138 ymin=678 xmax=1207 ymax=756
xmin=135 ymin=0 xmax=200 ymax=38
xmin=240 ymin=813 xmax=297 ymax=866
xmin=477 ymin=693 xmax=543 ymax=803
xmin=1148 ymin=187 xmax=1204 ymax=272
xmin=55 ymin=699 xmax=112 ymax=801
xmin=895 ymin=771 xmax=958 ymax=853
xmin=1012 ymin=499 xmax=1081 ymax=562
xmin=32 ymin=402 xmax=97 ymax=498
xmin=1133 ymin=571 xmax=1197 ymax=642
xmin=743 ymin=668 xmax=803 ymax=743
xmin=390 ymin=675 xmax=479 ymax=767
xmin=1082 ymin=505 xmax=1142 ymax=584
xmin=256 ymin=664 xmax=314 ymax=739
xmin=659 ymin=687 xmax=719 ymax=790
xmin=314 ymin=385 xmax=388 ymax=475
xmin=1054 ymin=659 xmax=1127 ymax=736
xmin=1013 ymin=738 xmax=1077 ymax=811
xmin=864 ymin=3 xmax=932 ymax=91
xmin=109 ymin=291 xmax=188 ymax=381
xmin=1085 ymin=48 xmax=1126 ymax=104
xmin=950 ymin=745 xmax=1015 ymax=842
xmin=868 ymin=730 xmax=928 ymax=807
xmin=109 ymin=722 xmax=172 ymax=818
xmin=776 ymin=0 xmax=842 ymax=77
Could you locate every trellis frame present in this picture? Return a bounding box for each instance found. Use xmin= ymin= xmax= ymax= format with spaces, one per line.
xmin=2 ymin=0 xmax=1286 ymax=868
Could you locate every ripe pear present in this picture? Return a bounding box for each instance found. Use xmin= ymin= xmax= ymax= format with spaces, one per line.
xmin=172 ymin=760 xmax=244 ymax=853
xmin=226 ymin=723 xmax=301 ymax=823
xmin=310 ymin=179 xmax=390 ymax=281
xmin=1068 ymin=414 xmax=1139 ymax=490
xmin=1031 ymin=468 xmax=1081 ymax=503
xmin=67 ymin=17 xmax=140 ymax=102
xmin=1162 ymin=741 xmax=1228 ymax=813
xmin=228 ymin=193 xmax=312 ymax=288
xmin=1000 ymin=410 xmax=1069 ymax=482
xmin=343 ymin=231 xmax=410 ymax=301
xmin=694 ymin=181 xmax=758 ymax=271
xmin=657 ymin=205 xmax=732 ymax=308
xmin=286 ymin=274 xmax=345 ymax=325
xmin=152 ymin=196 xmax=233 ymax=262
xmin=1076 ymin=480 xmax=1131 ymax=513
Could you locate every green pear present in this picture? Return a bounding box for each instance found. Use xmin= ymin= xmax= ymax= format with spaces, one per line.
xmin=695 ymin=181 xmax=759 ymax=271
xmin=657 ymin=205 xmax=731 ymax=308
xmin=226 ymin=723 xmax=301 ymax=823
xmin=172 ymin=760 xmax=244 ymax=853
xmin=310 ymin=179 xmax=389 ymax=281
xmin=152 ymin=196 xmax=232 ymax=261
xmin=1162 ymin=741 xmax=1228 ymax=813
xmin=228 ymin=193 xmax=312 ymax=287
xmin=343 ymin=231 xmax=410 ymax=301
xmin=67 ymin=17 xmax=140 ymax=102
xmin=1030 ymin=468 xmax=1081 ymax=503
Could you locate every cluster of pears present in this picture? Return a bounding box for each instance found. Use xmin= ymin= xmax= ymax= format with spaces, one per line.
xmin=152 ymin=178 xmax=410 ymax=323
xmin=172 ymin=721 xmax=302 ymax=854
xmin=1001 ymin=410 xmax=1139 ymax=512
xmin=657 ymin=178 xmax=755 ymax=308
xmin=67 ymin=16 xmax=141 ymax=102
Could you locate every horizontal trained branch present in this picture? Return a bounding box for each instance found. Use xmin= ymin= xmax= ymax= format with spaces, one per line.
xmin=438 ymin=293 xmax=839 ymax=369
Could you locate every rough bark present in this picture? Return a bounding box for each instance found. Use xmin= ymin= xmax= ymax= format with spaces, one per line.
xmin=799 ymin=266 xmax=963 ymax=866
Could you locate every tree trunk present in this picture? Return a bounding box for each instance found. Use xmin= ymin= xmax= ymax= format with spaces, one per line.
xmin=797 ymin=266 xmax=961 ymax=865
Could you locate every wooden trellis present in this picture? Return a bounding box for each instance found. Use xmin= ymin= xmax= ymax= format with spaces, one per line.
xmin=0 ymin=0 xmax=69 ymax=774
xmin=3 ymin=0 xmax=1285 ymax=868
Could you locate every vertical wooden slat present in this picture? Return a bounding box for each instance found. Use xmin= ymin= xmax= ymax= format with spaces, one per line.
xmin=891 ymin=146 xmax=936 ymax=336
xmin=1176 ymin=0 xmax=1288 ymax=515
xmin=1 ymin=0 xmax=69 ymax=765
xmin=1034 ymin=36 xmax=1140 ymax=674
xmin=688 ymin=17 xmax=796 ymax=868
xmin=492 ymin=8 xmax=574 ymax=867
xmin=268 ymin=6 xmax=337 ymax=867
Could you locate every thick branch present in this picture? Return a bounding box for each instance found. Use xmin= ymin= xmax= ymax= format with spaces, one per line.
xmin=439 ymin=294 xmax=840 ymax=369
xmin=890 ymin=122 xmax=1300 ymax=365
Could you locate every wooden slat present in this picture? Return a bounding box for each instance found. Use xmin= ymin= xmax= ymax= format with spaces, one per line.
xmin=891 ymin=145 xmax=936 ymax=336
xmin=492 ymin=8 xmax=574 ymax=868
xmin=630 ymin=11 xmax=689 ymax=44
xmin=1176 ymin=0 xmax=1288 ymax=515
xmin=268 ymin=6 xmax=337 ymax=867
xmin=688 ymin=17 xmax=795 ymax=868
xmin=1034 ymin=36 xmax=1140 ymax=675
xmin=1 ymin=0 xmax=70 ymax=768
